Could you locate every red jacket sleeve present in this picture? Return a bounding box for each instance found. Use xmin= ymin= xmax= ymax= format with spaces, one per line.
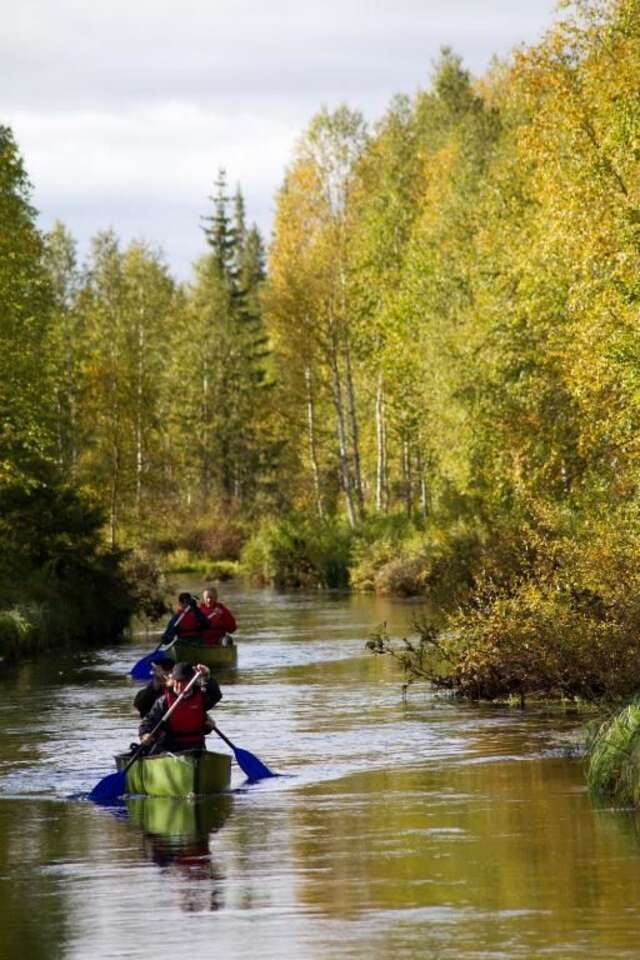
xmin=219 ymin=603 xmax=236 ymax=634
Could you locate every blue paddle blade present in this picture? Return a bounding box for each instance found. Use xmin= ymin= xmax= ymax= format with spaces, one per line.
xmin=88 ymin=769 xmax=127 ymax=804
xmin=130 ymin=649 xmax=158 ymax=682
xmin=232 ymin=746 xmax=276 ymax=782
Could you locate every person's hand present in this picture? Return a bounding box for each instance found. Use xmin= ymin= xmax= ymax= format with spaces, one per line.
xmin=196 ymin=663 xmax=210 ymax=677
xmin=140 ymin=733 xmax=154 ymax=745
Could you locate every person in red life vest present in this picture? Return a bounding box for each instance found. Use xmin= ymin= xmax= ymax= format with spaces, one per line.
xmin=199 ymin=587 xmax=237 ymax=647
xmin=161 ymin=592 xmax=210 ymax=645
xmin=138 ymin=661 xmax=222 ymax=753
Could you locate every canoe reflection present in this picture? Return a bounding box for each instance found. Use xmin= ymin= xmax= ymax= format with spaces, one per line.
xmin=126 ymin=795 xmax=232 ymax=912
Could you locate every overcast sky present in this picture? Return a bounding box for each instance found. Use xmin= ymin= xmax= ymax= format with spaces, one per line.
xmin=3 ymin=0 xmax=558 ymax=278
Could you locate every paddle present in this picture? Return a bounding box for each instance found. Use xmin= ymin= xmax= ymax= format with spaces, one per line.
xmin=210 ymin=723 xmax=276 ymax=782
xmin=129 ymin=605 xmax=192 ymax=681
xmin=129 ymin=641 xmax=175 ymax=682
xmin=89 ymin=669 xmax=202 ymax=804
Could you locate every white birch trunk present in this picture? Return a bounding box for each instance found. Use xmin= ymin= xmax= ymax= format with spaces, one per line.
xmin=329 ymin=319 xmax=356 ymax=527
xmin=344 ymin=339 xmax=364 ymax=517
xmin=304 ymin=365 xmax=324 ymax=518
xmin=375 ymin=374 xmax=387 ymax=512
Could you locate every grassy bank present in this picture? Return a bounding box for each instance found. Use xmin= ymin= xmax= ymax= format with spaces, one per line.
xmin=585 ymin=702 xmax=640 ymax=807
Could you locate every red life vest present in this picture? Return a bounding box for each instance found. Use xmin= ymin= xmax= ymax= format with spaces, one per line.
xmin=165 ymin=688 xmax=207 ymax=749
xmin=175 ymin=608 xmax=204 ymax=640
xmin=198 ymin=602 xmax=237 ymax=647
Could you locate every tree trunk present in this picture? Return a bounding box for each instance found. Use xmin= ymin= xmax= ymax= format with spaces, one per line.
xmin=416 ymin=445 xmax=428 ymax=520
xmin=328 ymin=319 xmax=356 ymax=527
xmin=344 ymin=339 xmax=364 ymax=518
xmin=109 ymin=439 xmax=119 ymax=547
xmin=304 ymin=365 xmax=324 ymax=518
xmin=375 ymin=374 xmax=387 ymax=512
xmin=402 ymin=437 xmax=413 ymax=518
xmin=201 ymin=371 xmax=210 ymax=505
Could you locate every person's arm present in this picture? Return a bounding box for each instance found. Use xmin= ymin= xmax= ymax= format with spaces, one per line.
xmin=161 ymin=612 xmax=180 ymax=644
xmin=139 ymin=693 xmax=169 ymax=738
xmin=193 ymin=605 xmax=210 ymax=630
xmin=219 ymin=603 xmax=236 ymax=634
xmin=196 ymin=668 xmax=222 ymax=709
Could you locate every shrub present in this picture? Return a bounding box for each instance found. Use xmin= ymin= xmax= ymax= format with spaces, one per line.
xmin=349 ymin=540 xmax=398 ymax=591
xmin=350 ymin=518 xmax=484 ymax=601
xmin=179 ymin=515 xmax=246 ymax=561
xmin=374 ymin=553 xmax=427 ymax=596
xmin=367 ymin=520 xmax=640 ymax=703
xmin=242 ymin=515 xmax=352 ymax=588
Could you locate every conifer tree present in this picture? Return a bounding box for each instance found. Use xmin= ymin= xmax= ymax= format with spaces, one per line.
xmin=0 ymin=126 xmax=54 ymax=488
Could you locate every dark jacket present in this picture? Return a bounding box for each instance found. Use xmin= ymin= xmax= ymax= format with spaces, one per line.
xmin=134 ymin=679 xmax=166 ymax=718
xmin=138 ymin=676 xmax=222 ymax=750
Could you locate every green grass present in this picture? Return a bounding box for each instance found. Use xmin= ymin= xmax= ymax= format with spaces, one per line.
xmin=585 ymin=701 xmax=640 ymax=806
xmin=163 ymin=550 xmax=240 ymax=580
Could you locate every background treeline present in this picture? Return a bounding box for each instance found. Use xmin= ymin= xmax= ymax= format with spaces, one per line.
xmin=264 ymin=0 xmax=640 ymax=702
xmin=43 ymin=172 xmax=272 ymax=552
xmin=4 ymin=0 xmax=640 ymax=698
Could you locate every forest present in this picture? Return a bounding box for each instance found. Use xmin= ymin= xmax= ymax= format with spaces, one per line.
xmin=3 ymin=0 xmax=640 ymax=699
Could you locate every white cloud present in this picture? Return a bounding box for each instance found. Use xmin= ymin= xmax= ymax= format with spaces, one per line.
xmin=2 ymin=0 xmax=558 ymax=277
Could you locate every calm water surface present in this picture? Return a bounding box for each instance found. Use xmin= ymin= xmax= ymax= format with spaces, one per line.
xmin=0 ymin=583 xmax=639 ymax=960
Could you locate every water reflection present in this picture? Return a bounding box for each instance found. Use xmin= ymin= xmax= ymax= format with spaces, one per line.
xmin=126 ymin=796 xmax=232 ymax=913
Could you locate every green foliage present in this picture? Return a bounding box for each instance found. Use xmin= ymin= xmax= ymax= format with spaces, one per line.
xmin=0 ymin=460 xmax=158 ymax=657
xmin=370 ymin=517 xmax=640 ymax=702
xmin=586 ymin=702 xmax=640 ymax=806
xmin=163 ymin=551 xmax=240 ymax=581
xmin=0 ymin=125 xmax=54 ymax=487
xmin=242 ymin=514 xmax=353 ymax=589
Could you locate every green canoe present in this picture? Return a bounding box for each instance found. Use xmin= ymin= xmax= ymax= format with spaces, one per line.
xmin=115 ymin=749 xmax=231 ymax=797
xmin=167 ymin=636 xmax=238 ymax=670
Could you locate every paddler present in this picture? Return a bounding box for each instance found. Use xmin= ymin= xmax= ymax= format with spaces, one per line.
xmin=161 ymin=591 xmax=210 ymax=644
xmin=133 ymin=654 xmax=175 ymax=718
xmin=138 ymin=661 xmax=222 ymax=753
xmin=199 ymin=587 xmax=237 ymax=647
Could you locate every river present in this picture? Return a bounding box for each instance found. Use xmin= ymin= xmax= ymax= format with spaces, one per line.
xmin=0 ymin=582 xmax=639 ymax=960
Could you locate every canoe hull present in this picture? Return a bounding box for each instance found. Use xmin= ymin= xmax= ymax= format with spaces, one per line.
xmin=170 ymin=637 xmax=238 ymax=670
xmin=115 ymin=749 xmax=231 ymax=797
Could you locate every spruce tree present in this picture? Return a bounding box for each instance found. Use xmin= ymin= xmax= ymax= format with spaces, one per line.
xmin=202 ymin=169 xmax=236 ymax=284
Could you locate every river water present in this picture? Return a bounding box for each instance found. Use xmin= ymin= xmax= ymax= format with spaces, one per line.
xmin=1 ymin=583 xmax=639 ymax=960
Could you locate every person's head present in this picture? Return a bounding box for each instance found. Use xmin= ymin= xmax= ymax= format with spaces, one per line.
xmin=202 ymin=587 xmax=218 ymax=607
xmin=151 ymin=655 xmax=175 ymax=682
xmin=172 ymin=661 xmax=196 ymax=693
xmin=178 ymin=591 xmax=193 ymax=610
